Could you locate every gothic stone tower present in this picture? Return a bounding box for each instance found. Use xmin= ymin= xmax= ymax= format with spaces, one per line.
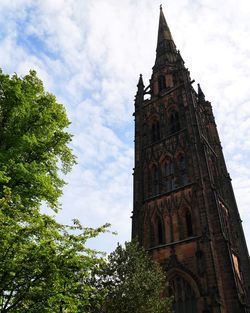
xmin=132 ymin=7 xmax=250 ymax=313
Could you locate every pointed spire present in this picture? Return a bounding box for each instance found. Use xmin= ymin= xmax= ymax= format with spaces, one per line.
xmin=198 ymin=84 xmax=205 ymax=101
xmin=135 ymin=74 xmax=144 ymax=107
xmin=137 ymin=74 xmax=144 ymax=89
xmin=157 ymin=5 xmax=174 ymax=46
xmin=154 ymin=6 xmax=178 ymax=70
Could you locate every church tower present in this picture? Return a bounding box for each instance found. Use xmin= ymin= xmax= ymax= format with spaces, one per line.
xmin=132 ymin=6 xmax=250 ymax=313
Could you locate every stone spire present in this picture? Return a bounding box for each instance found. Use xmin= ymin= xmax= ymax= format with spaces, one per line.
xmin=137 ymin=74 xmax=144 ymax=90
xmin=157 ymin=5 xmax=174 ymax=47
xmin=154 ymin=6 xmax=178 ymax=70
xmin=198 ymin=83 xmax=205 ymax=101
xmin=135 ymin=74 xmax=144 ymax=107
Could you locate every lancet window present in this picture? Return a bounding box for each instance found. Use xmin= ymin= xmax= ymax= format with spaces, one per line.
xmin=157 ymin=216 xmax=165 ymax=245
xmin=162 ymin=158 xmax=175 ymax=192
xmin=170 ymin=110 xmax=180 ymax=133
xmin=178 ymin=155 xmax=189 ymax=186
xmin=151 ymin=164 xmax=159 ymax=196
xmin=185 ymin=211 xmax=194 ymax=237
xmin=168 ymin=275 xmax=198 ymax=313
xmin=151 ymin=120 xmax=160 ymax=142
xmin=158 ymin=75 xmax=166 ymax=92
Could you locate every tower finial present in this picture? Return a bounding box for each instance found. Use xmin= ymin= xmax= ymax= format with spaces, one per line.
xmin=198 ymin=83 xmax=205 ymax=101
xmin=160 ymin=4 xmax=162 ymax=10
xmin=137 ymin=74 xmax=144 ymax=89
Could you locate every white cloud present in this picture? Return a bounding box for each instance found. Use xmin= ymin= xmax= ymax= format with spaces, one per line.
xmin=0 ymin=0 xmax=250 ymax=252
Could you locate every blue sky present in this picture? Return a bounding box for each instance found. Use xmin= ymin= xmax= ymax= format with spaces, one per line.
xmin=1 ymin=0 xmax=250 ymax=253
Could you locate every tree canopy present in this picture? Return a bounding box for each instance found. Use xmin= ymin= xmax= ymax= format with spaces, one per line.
xmin=0 ymin=69 xmax=172 ymax=313
xmin=0 ymin=188 xmax=109 ymax=313
xmin=0 ymin=70 xmax=108 ymax=312
xmin=99 ymin=241 xmax=173 ymax=313
xmin=0 ymin=70 xmax=76 ymax=211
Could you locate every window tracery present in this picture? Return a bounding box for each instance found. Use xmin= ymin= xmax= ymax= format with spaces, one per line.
xmin=162 ymin=157 xmax=175 ymax=192
xmin=168 ymin=275 xmax=198 ymax=313
xmin=146 ymin=154 xmax=189 ymax=199
xmin=170 ymin=110 xmax=180 ymax=133
xmin=178 ymin=155 xmax=189 ymax=186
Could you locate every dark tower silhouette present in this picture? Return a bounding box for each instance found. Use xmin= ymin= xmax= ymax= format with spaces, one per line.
xmin=132 ymin=6 xmax=250 ymax=313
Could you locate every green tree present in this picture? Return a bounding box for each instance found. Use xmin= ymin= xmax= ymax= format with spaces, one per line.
xmin=99 ymin=240 xmax=173 ymax=313
xmin=0 ymin=69 xmax=109 ymax=312
xmin=0 ymin=70 xmax=75 ymax=211
xmin=0 ymin=188 xmax=109 ymax=313
xmin=0 ymin=69 xmax=171 ymax=312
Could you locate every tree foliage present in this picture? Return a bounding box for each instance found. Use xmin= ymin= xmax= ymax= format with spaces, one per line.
xmin=0 ymin=69 xmax=108 ymax=312
xmin=0 ymin=70 xmax=76 ymax=211
xmin=99 ymin=241 xmax=173 ymax=313
xmin=0 ymin=69 xmax=172 ymax=312
xmin=0 ymin=188 xmax=109 ymax=313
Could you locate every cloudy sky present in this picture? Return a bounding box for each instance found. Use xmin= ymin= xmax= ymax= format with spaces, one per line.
xmin=1 ymin=0 xmax=250 ymax=253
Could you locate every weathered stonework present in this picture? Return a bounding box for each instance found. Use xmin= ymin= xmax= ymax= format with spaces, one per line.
xmin=132 ymin=7 xmax=250 ymax=313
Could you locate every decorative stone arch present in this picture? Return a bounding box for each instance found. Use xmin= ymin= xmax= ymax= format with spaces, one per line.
xmin=148 ymin=163 xmax=160 ymax=196
xmin=161 ymin=154 xmax=174 ymax=172
xmin=160 ymin=154 xmax=175 ymax=193
xmin=178 ymin=196 xmax=192 ymax=211
xmin=159 ymin=152 xmax=173 ymax=164
xmin=143 ymin=209 xmax=154 ymax=248
xmin=164 ymin=211 xmax=171 ymax=243
xmin=156 ymin=214 xmax=165 ymax=245
xmin=167 ymin=106 xmax=180 ymax=134
xmin=149 ymin=114 xmax=161 ymax=142
xmin=167 ymin=98 xmax=177 ymax=110
xmin=145 ymin=202 xmax=157 ymax=247
xmin=151 ymin=209 xmax=165 ymax=246
xmin=174 ymin=151 xmax=189 ymax=187
xmin=166 ymin=268 xmax=201 ymax=313
xmin=148 ymin=112 xmax=160 ymax=122
xmin=179 ymin=206 xmax=195 ymax=239
xmin=174 ymin=150 xmax=186 ymax=162
xmin=157 ymin=74 xmax=166 ymax=93
xmin=167 ymin=268 xmax=201 ymax=297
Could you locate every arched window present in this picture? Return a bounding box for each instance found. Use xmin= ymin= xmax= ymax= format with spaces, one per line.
xmin=158 ymin=75 xmax=166 ymax=92
xmin=170 ymin=111 xmax=180 ymax=133
xmin=157 ymin=217 xmax=165 ymax=245
xmin=185 ymin=211 xmax=194 ymax=237
xmin=179 ymin=156 xmax=186 ymax=170
xmin=164 ymin=159 xmax=174 ymax=176
xmin=178 ymin=155 xmax=189 ymax=186
xmin=168 ymin=275 xmax=198 ymax=313
xmin=151 ymin=165 xmax=159 ymax=196
xmin=151 ymin=121 xmax=160 ymax=142
xmin=162 ymin=158 xmax=175 ymax=192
